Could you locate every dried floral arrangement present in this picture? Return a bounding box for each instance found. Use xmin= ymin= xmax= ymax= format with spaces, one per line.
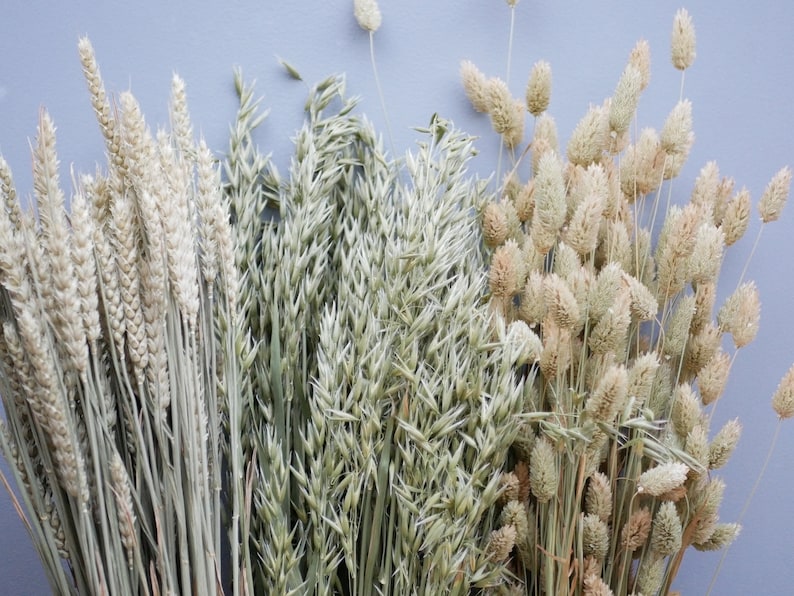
xmin=0 ymin=1 xmax=792 ymax=595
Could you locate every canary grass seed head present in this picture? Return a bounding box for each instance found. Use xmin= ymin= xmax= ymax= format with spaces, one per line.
xmin=772 ymin=363 xmax=794 ymax=419
xmin=461 ymin=60 xmax=491 ymax=113
xmin=758 ymin=166 xmax=792 ymax=223
xmin=529 ymin=435 xmax=558 ymax=503
xmin=693 ymin=523 xmax=741 ymax=551
xmin=672 ymin=382 xmax=702 ymax=438
xmin=585 ymin=472 xmax=612 ymax=523
xmin=353 ymin=0 xmax=381 ymax=32
xmin=629 ymin=39 xmax=651 ymax=90
xmin=698 ymin=349 xmax=731 ymax=406
xmin=486 ymin=525 xmax=517 ymax=562
xmin=567 ymin=104 xmax=608 ymax=167
xmin=582 ymin=514 xmax=610 ymax=561
xmin=636 ymin=462 xmax=689 ymax=497
xmin=609 ymin=64 xmax=643 ymax=138
xmin=489 ymin=239 xmax=525 ymax=298
xmin=621 ymin=506 xmax=652 ymax=551
xmin=717 ymin=281 xmax=760 ymax=348
xmin=526 ymin=60 xmax=552 ymax=117
xmin=671 ymin=8 xmax=696 ymax=70
xmin=721 ymin=187 xmax=751 ymax=246
xmin=651 ymin=501 xmax=683 ymax=557
xmin=708 ymin=418 xmax=741 ymax=470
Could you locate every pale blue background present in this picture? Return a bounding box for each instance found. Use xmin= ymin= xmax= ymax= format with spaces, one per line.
xmin=1 ymin=1 xmax=793 ymax=594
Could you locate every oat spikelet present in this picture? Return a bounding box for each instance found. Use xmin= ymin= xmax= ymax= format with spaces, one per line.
xmin=526 ymin=60 xmax=552 ymax=117
xmin=353 ymin=0 xmax=381 ymax=32
xmin=621 ymin=506 xmax=652 ymax=551
xmin=461 ymin=60 xmax=490 ymax=113
xmin=529 ymin=435 xmax=558 ymax=503
xmin=758 ymin=166 xmax=792 ymax=223
xmin=771 ymin=363 xmax=794 ymax=419
xmin=717 ymin=281 xmax=760 ymax=348
xmin=671 ymin=8 xmax=696 ymax=70
xmin=721 ymin=187 xmax=751 ymax=246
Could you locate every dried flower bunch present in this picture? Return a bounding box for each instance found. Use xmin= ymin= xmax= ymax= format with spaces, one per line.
xmin=1 ymin=3 xmax=793 ymax=595
xmin=225 ymin=71 xmax=528 ymax=593
xmin=0 ymin=39 xmax=247 ymax=595
xmin=462 ymin=5 xmax=792 ymax=595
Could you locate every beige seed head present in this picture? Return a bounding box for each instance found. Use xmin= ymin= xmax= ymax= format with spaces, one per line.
xmin=543 ymin=273 xmax=580 ymax=330
xmin=671 ymin=382 xmax=702 ymax=438
xmin=671 ymin=8 xmax=696 ymax=70
xmin=530 ymin=151 xmax=567 ymax=254
xmin=698 ymin=349 xmax=731 ymax=406
xmin=688 ymin=223 xmax=725 ymax=285
xmin=461 ymin=60 xmax=491 ymax=113
xmin=507 ymin=320 xmax=543 ymax=365
xmin=721 ymin=188 xmax=751 ymax=246
xmin=588 ymin=290 xmax=631 ymax=357
xmin=629 ymin=39 xmax=651 ymax=91
xmin=487 ymin=78 xmax=524 ymax=144
xmin=585 ymin=364 xmax=628 ymax=424
xmin=552 ymin=242 xmax=581 ymax=281
xmin=526 ymin=60 xmax=552 ymax=117
xmin=539 ymin=318 xmax=572 ymax=379
xmin=482 ymin=201 xmax=510 ymax=247
xmin=636 ymin=462 xmax=689 ymax=497
xmin=691 ymin=281 xmax=716 ymax=334
xmin=651 ymin=501 xmax=683 ymax=556
xmin=501 ymin=500 xmax=529 ymax=546
xmin=609 ymin=64 xmax=643 ymax=138
xmin=693 ymin=523 xmax=741 ymax=551
xmin=529 ymin=435 xmax=558 ymax=503
xmin=709 ymin=418 xmax=741 ymax=470
xmin=585 ymin=472 xmax=613 ymax=523
xmin=621 ymin=506 xmax=652 ymax=551
xmin=583 ymin=513 xmax=610 ymax=561
xmin=686 ymin=424 xmax=710 ymax=474
xmin=685 ymin=323 xmax=723 ymax=379
xmin=627 ymin=352 xmax=661 ymax=410
xmin=690 ymin=161 xmax=719 ymax=212
xmin=583 ymin=572 xmax=613 ymax=596
xmin=353 ymin=0 xmax=381 ymax=32
xmin=567 ymin=104 xmax=608 ymax=167
xmin=533 ymin=113 xmax=559 ymax=156
xmin=663 ymin=294 xmax=696 ymax=358
xmin=758 ymin=166 xmax=792 ymax=223
xmin=518 ymin=270 xmax=547 ymax=326
xmin=564 ymin=191 xmax=604 ymax=256
xmin=772 ymin=363 xmax=794 ymax=419
xmin=489 ymin=240 xmax=524 ymax=298
xmin=498 ymin=472 xmax=520 ymax=505
xmin=636 ymin=555 xmax=666 ymax=595
xmin=620 ymin=128 xmax=665 ymax=199
xmin=660 ymin=100 xmax=694 ymax=167
xmin=717 ymin=281 xmax=760 ymax=348
xmin=486 ymin=525 xmax=516 ymax=562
